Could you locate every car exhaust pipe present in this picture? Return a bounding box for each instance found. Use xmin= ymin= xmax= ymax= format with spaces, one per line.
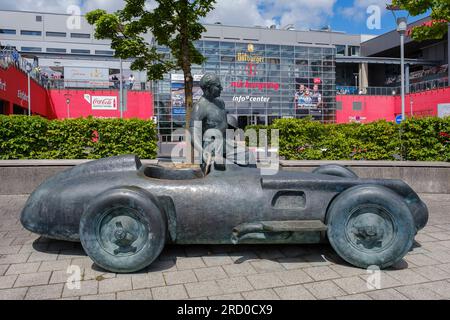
xmin=231 ymin=220 xmax=327 ymax=244
xmin=232 ymin=223 xmax=265 ymax=244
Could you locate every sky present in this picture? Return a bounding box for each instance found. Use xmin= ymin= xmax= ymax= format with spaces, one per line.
xmin=0 ymin=0 xmax=430 ymax=35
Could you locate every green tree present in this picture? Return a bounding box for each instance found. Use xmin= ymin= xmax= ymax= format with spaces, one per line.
xmin=391 ymin=0 xmax=449 ymax=40
xmin=86 ymin=0 xmax=216 ymax=130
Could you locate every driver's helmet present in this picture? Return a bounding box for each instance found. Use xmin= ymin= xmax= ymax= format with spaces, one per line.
xmin=227 ymin=114 xmax=238 ymax=129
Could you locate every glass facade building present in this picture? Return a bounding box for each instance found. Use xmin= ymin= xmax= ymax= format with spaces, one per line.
xmin=154 ymin=40 xmax=337 ymax=140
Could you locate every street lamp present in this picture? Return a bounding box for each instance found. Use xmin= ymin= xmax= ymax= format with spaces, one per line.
xmin=119 ymin=58 xmax=124 ymax=119
xmin=64 ymin=93 xmax=72 ymax=119
xmin=387 ymin=4 xmax=409 ymax=122
xmin=25 ymin=63 xmax=32 ymax=116
xmin=353 ymin=73 xmax=359 ymax=92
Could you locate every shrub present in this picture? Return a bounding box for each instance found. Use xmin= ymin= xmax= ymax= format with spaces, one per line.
xmin=246 ymin=117 xmax=450 ymax=162
xmin=0 ymin=115 xmax=158 ymax=160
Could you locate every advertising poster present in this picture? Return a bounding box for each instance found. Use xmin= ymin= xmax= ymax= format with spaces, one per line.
xmin=294 ymin=78 xmax=323 ymax=110
xmin=171 ymin=74 xmax=203 ymax=123
xmin=64 ymin=67 xmax=110 ymax=88
xmin=84 ymin=94 xmax=118 ymax=110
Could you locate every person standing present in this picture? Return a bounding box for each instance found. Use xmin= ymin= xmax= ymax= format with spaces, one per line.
xmin=128 ymin=74 xmax=135 ymax=90
xmin=11 ymin=48 xmax=19 ymax=68
xmin=111 ymin=75 xmax=119 ymax=89
xmin=311 ymin=84 xmax=322 ymax=108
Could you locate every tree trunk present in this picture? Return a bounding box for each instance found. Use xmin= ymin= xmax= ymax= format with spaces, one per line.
xmin=184 ymin=71 xmax=194 ymax=163
xmin=180 ymin=1 xmax=194 ymax=162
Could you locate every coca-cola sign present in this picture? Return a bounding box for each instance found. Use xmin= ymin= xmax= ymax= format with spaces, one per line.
xmin=91 ymin=96 xmax=117 ymax=110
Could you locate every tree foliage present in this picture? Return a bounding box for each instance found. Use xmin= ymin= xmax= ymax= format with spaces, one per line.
xmin=392 ymin=0 xmax=449 ymax=40
xmin=86 ymin=0 xmax=217 ymax=131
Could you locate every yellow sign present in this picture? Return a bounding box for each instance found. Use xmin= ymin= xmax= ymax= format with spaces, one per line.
xmin=236 ymin=43 xmax=264 ymax=63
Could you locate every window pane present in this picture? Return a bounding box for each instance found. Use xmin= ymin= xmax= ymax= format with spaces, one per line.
xmin=0 ymin=29 xmax=16 ymax=34
xmin=47 ymin=48 xmax=66 ymax=53
xmin=71 ymin=49 xmax=90 ymax=54
xmin=21 ymin=30 xmax=42 ymax=36
xmin=21 ymin=47 xmax=42 ymax=52
xmin=71 ymin=33 xmax=90 ymax=39
xmin=336 ymin=45 xmax=346 ymax=56
xmin=95 ymin=50 xmax=114 ymax=56
xmin=46 ymin=31 xmax=66 ymax=37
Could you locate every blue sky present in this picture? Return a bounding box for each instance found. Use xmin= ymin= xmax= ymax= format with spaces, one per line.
xmin=0 ymin=0 xmax=431 ymax=36
xmin=330 ymin=0 xmax=429 ymax=35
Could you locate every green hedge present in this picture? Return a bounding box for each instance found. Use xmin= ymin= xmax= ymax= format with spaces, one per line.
xmin=2 ymin=115 xmax=449 ymax=161
xmin=247 ymin=117 xmax=450 ymax=162
xmin=0 ymin=115 xmax=158 ymax=160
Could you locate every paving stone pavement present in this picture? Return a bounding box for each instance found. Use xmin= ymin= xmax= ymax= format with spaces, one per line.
xmin=0 ymin=193 xmax=450 ymax=300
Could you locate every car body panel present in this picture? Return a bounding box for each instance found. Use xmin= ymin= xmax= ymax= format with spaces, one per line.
xmin=21 ymin=155 xmax=429 ymax=244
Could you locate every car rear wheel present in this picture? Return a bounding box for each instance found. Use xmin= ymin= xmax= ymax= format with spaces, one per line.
xmin=313 ymin=164 xmax=358 ymax=178
xmin=326 ymin=185 xmax=415 ymax=269
xmin=79 ymin=187 xmax=166 ymax=273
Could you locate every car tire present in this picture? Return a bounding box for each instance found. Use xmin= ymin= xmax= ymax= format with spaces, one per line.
xmin=79 ymin=187 xmax=167 ymax=273
xmin=326 ymin=185 xmax=415 ymax=269
xmin=312 ymin=164 xmax=358 ymax=178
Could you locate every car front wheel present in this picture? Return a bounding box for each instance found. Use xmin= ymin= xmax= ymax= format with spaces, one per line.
xmin=326 ymin=185 xmax=415 ymax=269
xmin=79 ymin=187 xmax=166 ymax=273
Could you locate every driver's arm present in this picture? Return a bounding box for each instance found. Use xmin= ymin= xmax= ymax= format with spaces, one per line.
xmin=189 ymin=103 xmax=206 ymax=158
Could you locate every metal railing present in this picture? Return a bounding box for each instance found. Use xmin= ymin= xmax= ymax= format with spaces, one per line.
xmin=409 ymin=78 xmax=449 ymax=93
xmin=336 ymin=86 xmax=400 ymax=96
xmin=159 ymin=134 xmax=186 ymax=143
xmin=0 ymin=46 xmax=42 ymax=83
xmin=44 ymin=79 xmax=151 ymax=91
xmin=337 ymin=78 xmax=449 ymax=96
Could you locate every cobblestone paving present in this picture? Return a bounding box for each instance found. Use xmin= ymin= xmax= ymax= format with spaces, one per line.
xmin=0 ymin=194 xmax=449 ymax=300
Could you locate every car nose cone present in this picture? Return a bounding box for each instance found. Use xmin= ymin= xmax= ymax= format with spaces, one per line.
xmin=20 ymin=187 xmax=49 ymax=236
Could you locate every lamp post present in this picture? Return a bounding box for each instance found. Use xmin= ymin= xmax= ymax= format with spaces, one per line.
xmin=25 ymin=63 xmax=32 ymax=116
xmin=387 ymin=4 xmax=409 ymax=122
xmin=119 ymin=58 xmax=124 ymax=119
xmin=64 ymin=93 xmax=72 ymax=119
xmin=353 ymin=73 xmax=359 ymax=93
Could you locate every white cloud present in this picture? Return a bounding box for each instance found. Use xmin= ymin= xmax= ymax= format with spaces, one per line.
xmin=0 ymin=0 xmax=80 ymax=13
xmin=0 ymin=0 xmax=339 ymax=29
xmin=82 ymin=0 xmax=130 ymax=13
xmin=202 ymin=0 xmax=276 ymax=27
xmin=0 ymin=0 xmax=135 ymax=14
xmin=204 ymin=0 xmax=337 ymax=29
xmin=259 ymin=0 xmax=337 ymax=29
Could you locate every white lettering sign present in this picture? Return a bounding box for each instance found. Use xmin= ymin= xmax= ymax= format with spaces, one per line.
xmin=17 ymin=90 xmax=28 ymax=102
xmin=233 ymin=95 xmax=271 ymax=103
xmin=171 ymin=74 xmax=204 ymax=82
xmin=91 ymin=96 xmax=118 ymax=110
xmin=0 ymin=78 xmax=6 ymax=91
